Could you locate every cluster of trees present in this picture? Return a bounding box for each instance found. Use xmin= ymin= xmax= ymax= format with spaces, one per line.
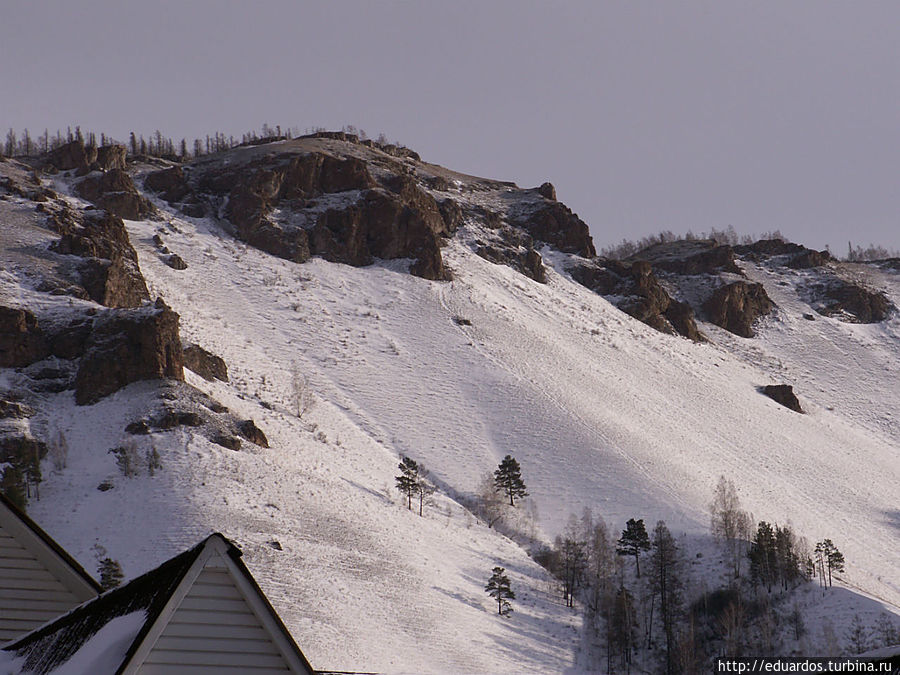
xmin=395 ymin=456 xmax=435 ymax=517
xmin=2 ymin=123 xmax=410 ymax=164
xmin=598 ymin=226 xmax=789 ymax=260
xmin=530 ymin=476 xmax=861 ymax=673
xmin=845 ymin=241 xmax=900 ymax=262
xmin=1 ymin=124 xmax=296 ymax=161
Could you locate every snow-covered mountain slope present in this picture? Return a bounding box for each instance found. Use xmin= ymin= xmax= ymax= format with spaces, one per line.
xmin=2 ymin=140 xmax=899 ymax=672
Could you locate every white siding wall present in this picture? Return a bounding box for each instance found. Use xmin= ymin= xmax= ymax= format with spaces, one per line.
xmin=0 ymin=526 xmax=83 ymax=643
xmin=138 ymin=560 xmax=292 ymax=674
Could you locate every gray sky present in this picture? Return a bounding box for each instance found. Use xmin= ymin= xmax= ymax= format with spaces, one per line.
xmin=3 ymin=1 xmax=899 ymax=255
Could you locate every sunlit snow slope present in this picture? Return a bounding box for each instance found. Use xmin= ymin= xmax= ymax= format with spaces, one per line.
xmin=11 ymin=147 xmax=899 ymax=672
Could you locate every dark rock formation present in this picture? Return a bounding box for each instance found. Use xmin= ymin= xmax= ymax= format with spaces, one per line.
xmin=164 ymin=254 xmax=187 ymax=270
xmin=570 ymin=260 xmax=702 ymax=341
xmin=144 ymin=166 xmax=191 ymax=203
xmin=238 ymin=419 xmax=269 ymax=448
xmin=43 ymin=140 xmax=97 ymax=172
xmin=763 ymin=384 xmax=803 ymax=413
xmin=733 ymin=239 xmax=805 ymax=258
xmin=817 ymin=282 xmax=892 ymax=323
xmin=309 ymin=176 xmax=452 ymax=280
xmin=0 ymin=307 xmax=48 ymax=367
xmin=787 ymin=249 xmax=832 ymax=269
xmin=52 ymin=210 xmax=149 ymax=308
xmin=94 ymin=145 xmax=127 ymax=171
xmin=182 ymin=343 xmax=228 ymax=382
xmin=0 ymin=436 xmax=47 ymax=466
xmin=703 ymin=282 xmax=774 ymax=337
xmin=511 ymin=202 xmax=595 ymax=257
xmin=537 ymin=182 xmax=557 ymax=201
xmin=47 ymin=317 xmax=93 ymax=360
xmin=151 ymin=409 xmax=204 ymax=429
xmin=476 ymin=244 xmax=546 ymax=283
xmin=74 ymin=169 xmax=155 ymax=220
xmin=74 ymin=300 xmax=184 ymax=405
xmin=631 ymin=240 xmax=742 ymax=276
xmin=438 ymin=198 xmax=463 ymax=234
xmin=212 ymin=434 xmax=241 ymax=451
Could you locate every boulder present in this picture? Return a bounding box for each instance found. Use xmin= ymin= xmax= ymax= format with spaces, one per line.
xmin=0 ymin=307 xmax=48 ymax=367
xmin=79 ymin=257 xmax=149 ymax=308
xmin=238 ymin=419 xmax=269 ymax=448
xmin=183 ymin=343 xmax=228 ymax=382
xmin=703 ymin=281 xmax=774 ymax=337
xmin=164 ymin=254 xmax=187 ymax=270
xmin=763 ymin=384 xmax=803 ymax=413
xmin=74 ymin=300 xmax=184 ymax=405
xmin=475 ymin=244 xmax=546 ymax=283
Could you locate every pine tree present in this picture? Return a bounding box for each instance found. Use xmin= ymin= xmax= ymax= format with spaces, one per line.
xmin=748 ymin=521 xmax=777 ymax=592
xmin=816 ymin=539 xmax=844 ymax=588
xmin=650 ymin=521 xmax=682 ymax=675
xmin=616 ymin=518 xmax=651 ymax=578
xmin=98 ymin=557 xmax=124 ymax=590
xmin=493 ymin=455 xmax=527 ymax=506
xmin=485 ymin=566 xmax=515 ymax=616
xmin=395 ymin=456 xmax=419 ymax=511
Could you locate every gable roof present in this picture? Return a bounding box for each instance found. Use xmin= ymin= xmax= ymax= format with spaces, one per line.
xmin=0 ymin=493 xmax=101 ymax=643
xmin=3 ymin=533 xmax=314 ymax=674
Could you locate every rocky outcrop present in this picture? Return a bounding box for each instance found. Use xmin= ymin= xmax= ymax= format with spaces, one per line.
xmin=0 ymin=307 xmax=48 ymax=367
xmin=570 ymin=260 xmax=703 ymax=341
xmin=512 ymin=202 xmax=595 ymax=258
xmin=817 ymin=282 xmax=892 ymax=323
xmin=238 ymin=420 xmax=268 ymax=448
xmin=630 ymin=240 xmax=741 ymax=276
xmin=94 ymin=145 xmax=127 ymax=171
xmin=74 ymin=300 xmax=184 ymax=405
xmin=43 ymin=140 xmax=98 ymax=172
xmin=763 ymin=384 xmax=803 ymax=413
xmin=476 ymin=244 xmax=546 ymax=283
xmin=144 ymin=166 xmax=192 ymax=202
xmin=74 ymin=169 xmax=155 ymax=220
xmin=52 ymin=210 xmax=149 ymax=308
xmin=537 ymin=182 xmax=557 ymax=201
xmin=183 ymin=343 xmax=228 ymax=382
xmin=703 ymin=281 xmax=774 ymax=337
xmin=787 ymin=249 xmax=832 ymax=269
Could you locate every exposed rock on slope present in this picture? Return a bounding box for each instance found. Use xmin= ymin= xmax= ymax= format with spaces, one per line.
xmin=570 ymin=260 xmax=703 ymax=341
xmin=0 ymin=307 xmax=48 ymax=368
xmin=50 ymin=209 xmax=149 ymax=308
xmin=74 ymin=300 xmax=184 ymax=405
xmin=703 ymin=281 xmax=774 ymax=338
xmin=183 ymin=343 xmax=229 ymax=382
xmin=762 ymin=384 xmax=803 ymax=413
xmin=74 ymin=168 xmax=155 ymax=220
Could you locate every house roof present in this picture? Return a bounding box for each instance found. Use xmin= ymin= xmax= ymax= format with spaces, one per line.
xmin=0 ymin=492 xmax=102 ymax=595
xmin=3 ymin=533 xmax=314 ymax=674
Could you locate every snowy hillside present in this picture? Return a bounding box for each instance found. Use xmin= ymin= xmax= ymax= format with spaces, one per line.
xmin=1 ymin=138 xmax=898 ymax=672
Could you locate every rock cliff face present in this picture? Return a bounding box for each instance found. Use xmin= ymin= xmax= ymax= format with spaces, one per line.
xmin=50 ymin=209 xmax=149 ymax=308
xmin=0 ymin=307 xmax=48 ymax=368
xmin=74 ymin=300 xmax=184 ymax=405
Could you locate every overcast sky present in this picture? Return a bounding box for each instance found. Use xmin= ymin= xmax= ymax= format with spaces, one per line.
xmin=3 ymin=1 xmax=899 ymax=254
